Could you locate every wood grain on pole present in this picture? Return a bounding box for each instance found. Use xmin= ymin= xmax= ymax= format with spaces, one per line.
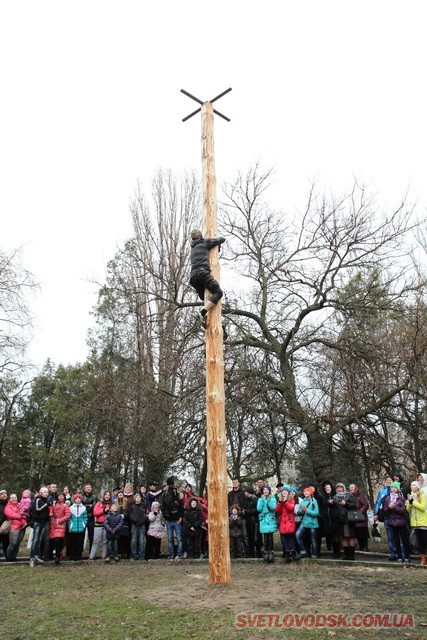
xmin=201 ymin=101 xmax=231 ymax=585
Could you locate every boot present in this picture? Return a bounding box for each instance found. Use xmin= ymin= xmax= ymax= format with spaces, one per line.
xmin=285 ymin=551 xmax=292 ymax=563
xmin=348 ymin=547 xmax=355 ymax=561
xmin=263 ymin=551 xmax=269 ymax=562
xmin=291 ymin=550 xmax=301 ymax=562
xmin=332 ymin=546 xmax=341 ymax=559
xmin=343 ymin=547 xmax=350 ymax=560
xmin=420 ymin=554 xmax=427 ymax=566
xmin=269 ymin=551 xmax=275 ymax=562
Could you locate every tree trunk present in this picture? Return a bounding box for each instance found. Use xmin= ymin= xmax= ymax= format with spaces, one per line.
xmin=305 ymin=429 xmax=334 ymax=484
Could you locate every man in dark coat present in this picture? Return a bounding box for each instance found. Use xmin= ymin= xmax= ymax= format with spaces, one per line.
xmin=82 ymin=483 xmax=98 ymax=552
xmin=190 ymin=229 xmax=225 ymax=326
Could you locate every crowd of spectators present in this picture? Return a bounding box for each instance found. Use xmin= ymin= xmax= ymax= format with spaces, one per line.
xmin=0 ymin=471 xmax=426 ymax=567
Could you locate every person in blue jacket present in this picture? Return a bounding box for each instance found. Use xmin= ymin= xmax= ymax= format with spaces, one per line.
xmin=257 ymin=485 xmax=277 ymax=562
xmin=296 ymin=487 xmax=319 ymax=559
xmin=68 ymin=493 xmax=88 ymax=561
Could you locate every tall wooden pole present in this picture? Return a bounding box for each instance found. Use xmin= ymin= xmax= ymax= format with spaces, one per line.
xmin=201 ymin=101 xmax=231 ymax=585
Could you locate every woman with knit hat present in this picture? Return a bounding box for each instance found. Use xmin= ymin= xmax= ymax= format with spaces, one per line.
xmin=406 ymin=481 xmax=427 ymax=566
xmin=296 ymin=487 xmax=319 ymax=559
xmin=384 ymin=482 xmax=411 ymax=563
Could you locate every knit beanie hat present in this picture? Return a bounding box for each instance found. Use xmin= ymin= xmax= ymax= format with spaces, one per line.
xmin=303 ymin=487 xmax=314 ymax=495
xmin=390 ymin=481 xmax=401 ymax=490
xmin=411 ymin=481 xmax=421 ymax=489
xmin=73 ymin=493 xmax=82 ymax=502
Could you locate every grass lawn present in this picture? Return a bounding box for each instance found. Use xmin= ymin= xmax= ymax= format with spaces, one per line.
xmin=1 ymin=559 xmax=426 ymax=640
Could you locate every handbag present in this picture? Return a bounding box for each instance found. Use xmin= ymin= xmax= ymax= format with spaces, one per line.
xmin=0 ymin=519 xmax=11 ymax=535
xmin=347 ymin=510 xmax=365 ymax=523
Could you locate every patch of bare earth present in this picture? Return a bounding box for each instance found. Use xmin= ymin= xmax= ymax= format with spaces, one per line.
xmin=142 ymin=560 xmax=426 ymax=617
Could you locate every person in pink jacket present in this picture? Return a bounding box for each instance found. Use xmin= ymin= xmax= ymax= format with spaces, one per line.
xmin=49 ymin=492 xmax=71 ymax=564
xmin=4 ymin=493 xmax=27 ymax=561
xmin=19 ymin=489 xmax=32 ymax=522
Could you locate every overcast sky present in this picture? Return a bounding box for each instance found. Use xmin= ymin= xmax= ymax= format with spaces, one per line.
xmin=1 ymin=1 xmax=426 ymax=368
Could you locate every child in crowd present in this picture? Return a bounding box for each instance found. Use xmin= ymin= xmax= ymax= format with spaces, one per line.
xmin=129 ymin=493 xmax=147 ymax=560
xmin=296 ymin=487 xmax=319 ymax=559
xmin=19 ymin=489 xmax=32 ymax=522
xmin=103 ymin=502 xmax=123 ymax=562
xmin=229 ymin=504 xmax=244 ymax=558
xmin=68 ymin=494 xmax=87 ymax=561
xmin=146 ymin=501 xmax=165 ymax=560
xmin=49 ymin=492 xmax=71 ymax=564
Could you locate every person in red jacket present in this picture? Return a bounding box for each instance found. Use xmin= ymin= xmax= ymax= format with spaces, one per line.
xmin=49 ymin=492 xmax=71 ymax=564
xmin=275 ymin=487 xmax=298 ymax=563
xmin=89 ymin=491 xmax=112 ymax=561
xmin=4 ymin=493 xmax=28 ymax=561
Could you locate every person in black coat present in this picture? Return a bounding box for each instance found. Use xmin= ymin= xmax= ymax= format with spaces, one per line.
xmin=183 ymin=498 xmax=203 ymax=559
xmin=243 ymin=486 xmax=261 ymax=557
xmin=318 ymin=480 xmax=341 ymax=558
xmin=129 ymin=494 xmax=147 ymax=560
xmin=333 ymin=482 xmax=357 ymax=560
xmin=190 ymin=229 xmax=225 ymax=326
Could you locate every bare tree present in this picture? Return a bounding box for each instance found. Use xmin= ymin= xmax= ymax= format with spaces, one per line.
xmin=0 ymin=247 xmax=36 ymax=373
xmin=89 ymin=170 xmax=205 ymax=483
xmin=219 ymin=166 xmax=422 ymax=482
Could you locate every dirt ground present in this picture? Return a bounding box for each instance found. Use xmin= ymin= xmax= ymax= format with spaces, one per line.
xmin=142 ymin=559 xmax=426 ymax=615
xmin=2 ymin=558 xmax=427 ymax=639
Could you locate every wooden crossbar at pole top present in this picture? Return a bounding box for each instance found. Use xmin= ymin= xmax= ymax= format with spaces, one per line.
xmin=201 ymin=101 xmax=231 ymax=585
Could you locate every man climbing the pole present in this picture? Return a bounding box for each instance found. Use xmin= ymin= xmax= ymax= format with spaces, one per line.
xmin=190 ymin=229 xmax=225 ymax=329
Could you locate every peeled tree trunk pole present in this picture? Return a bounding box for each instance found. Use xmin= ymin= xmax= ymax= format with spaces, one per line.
xmin=181 ymin=88 xmax=232 ymax=585
xmin=201 ymin=101 xmax=231 ymax=585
